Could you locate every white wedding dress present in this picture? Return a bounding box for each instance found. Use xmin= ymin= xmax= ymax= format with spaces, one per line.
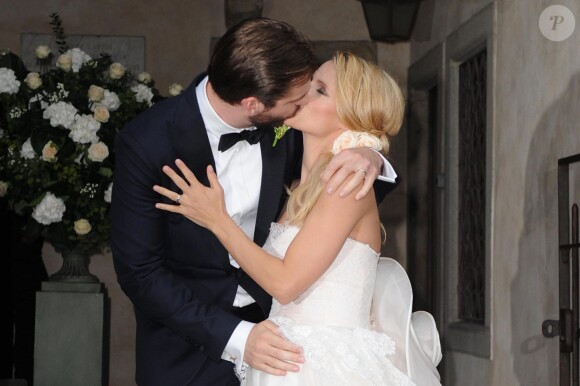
xmin=241 ymin=223 xmax=442 ymax=386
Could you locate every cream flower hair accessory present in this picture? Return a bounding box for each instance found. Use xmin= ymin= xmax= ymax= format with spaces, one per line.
xmin=331 ymin=130 xmax=382 ymax=155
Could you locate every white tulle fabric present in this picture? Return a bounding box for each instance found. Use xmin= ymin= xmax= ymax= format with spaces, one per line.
xmin=240 ymin=223 xmax=442 ymax=386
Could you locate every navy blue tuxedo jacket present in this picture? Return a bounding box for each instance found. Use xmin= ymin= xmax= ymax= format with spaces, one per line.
xmin=110 ymin=75 xmax=399 ymax=385
xmin=110 ymin=75 xmax=303 ymax=385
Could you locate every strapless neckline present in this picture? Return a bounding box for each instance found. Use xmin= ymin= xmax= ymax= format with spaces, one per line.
xmin=270 ymin=222 xmax=380 ymax=257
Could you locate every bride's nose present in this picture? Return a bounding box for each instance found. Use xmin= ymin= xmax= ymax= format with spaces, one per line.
xmin=296 ymin=93 xmax=311 ymax=110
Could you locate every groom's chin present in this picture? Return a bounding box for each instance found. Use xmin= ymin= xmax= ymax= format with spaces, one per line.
xmin=250 ymin=116 xmax=284 ymax=128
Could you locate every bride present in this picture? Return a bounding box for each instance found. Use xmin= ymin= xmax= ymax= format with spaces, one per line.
xmin=154 ymin=52 xmax=442 ymax=385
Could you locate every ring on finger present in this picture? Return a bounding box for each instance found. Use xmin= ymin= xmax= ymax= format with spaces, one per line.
xmin=356 ymin=168 xmax=367 ymax=176
xmin=175 ymin=194 xmax=182 ymax=204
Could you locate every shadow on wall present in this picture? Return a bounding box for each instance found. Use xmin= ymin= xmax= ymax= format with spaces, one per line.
xmin=512 ymin=70 xmax=580 ymax=385
xmin=380 ymin=190 xmax=406 ymax=260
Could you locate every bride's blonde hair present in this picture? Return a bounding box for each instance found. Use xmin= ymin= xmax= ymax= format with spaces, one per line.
xmin=286 ymin=52 xmax=405 ymax=225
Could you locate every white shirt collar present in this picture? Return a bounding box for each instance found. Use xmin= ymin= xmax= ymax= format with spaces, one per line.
xmin=381 ymin=159 xmax=398 ymax=183
xmin=195 ymin=76 xmax=255 ymax=137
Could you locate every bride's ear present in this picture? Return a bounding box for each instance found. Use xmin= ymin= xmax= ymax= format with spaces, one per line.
xmin=240 ymin=96 xmax=265 ymax=117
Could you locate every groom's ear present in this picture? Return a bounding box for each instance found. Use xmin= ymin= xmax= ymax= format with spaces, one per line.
xmin=240 ymin=96 xmax=265 ymax=116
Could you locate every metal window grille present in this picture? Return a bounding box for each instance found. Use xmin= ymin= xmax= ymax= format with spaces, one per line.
xmin=457 ymin=49 xmax=487 ymax=323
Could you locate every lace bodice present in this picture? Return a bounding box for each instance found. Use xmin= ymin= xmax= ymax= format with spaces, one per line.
xmin=263 ymin=223 xmax=380 ymax=329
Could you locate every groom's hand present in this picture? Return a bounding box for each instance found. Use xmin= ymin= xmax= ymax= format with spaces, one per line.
xmin=244 ymin=320 xmax=304 ymax=376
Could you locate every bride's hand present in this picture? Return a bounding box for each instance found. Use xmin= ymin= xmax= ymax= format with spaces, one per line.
xmin=153 ymin=159 xmax=227 ymax=231
xmin=320 ymin=147 xmax=382 ymax=200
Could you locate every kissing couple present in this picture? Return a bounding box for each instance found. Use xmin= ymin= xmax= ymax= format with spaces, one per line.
xmin=111 ymin=17 xmax=441 ymax=386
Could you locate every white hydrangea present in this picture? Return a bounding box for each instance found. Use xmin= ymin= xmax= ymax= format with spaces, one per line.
xmin=69 ymin=114 xmax=100 ymax=144
xmin=131 ymin=84 xmax=154 ymax=106
xmin=43 ymin=101 xmax=78 ymax=129
xmin=104 ymin=183 xmax=113 ymax=203
xmin=100 ymin=90 xmax=121 ymax=111
xmin=20 ymin=138 xmax=36 ymax=159
xmin=32 ymin=192 xmax=66 ymax=225
xmin=0 ymin=68 xmax=20 ymax=94
xmin=66 ymin=48 xmax=92 ymax=73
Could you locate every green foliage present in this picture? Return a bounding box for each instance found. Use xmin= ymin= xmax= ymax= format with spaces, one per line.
xmin=49 ymin=13 xmax=69 ymax=54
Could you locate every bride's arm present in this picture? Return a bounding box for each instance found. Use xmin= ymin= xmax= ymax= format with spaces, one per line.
xmin=212 ymin=177 xmax=374 ymax=305
xmin=154 ymin=160 xmax=376 ymax=304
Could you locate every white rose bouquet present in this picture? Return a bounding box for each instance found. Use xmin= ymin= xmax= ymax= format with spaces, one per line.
xmin=0 ymin=15 xmax=164 ymax=256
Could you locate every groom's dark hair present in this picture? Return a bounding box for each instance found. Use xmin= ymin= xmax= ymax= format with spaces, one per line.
xmin=208 ymin=17 xmax=316 ymax=109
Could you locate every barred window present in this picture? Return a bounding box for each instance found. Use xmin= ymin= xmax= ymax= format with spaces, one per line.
xmin=457 ymin=49 xmax=487 ymax=323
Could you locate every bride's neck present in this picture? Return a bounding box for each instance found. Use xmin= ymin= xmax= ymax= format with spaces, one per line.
xmin=300 ymin=133 xmax=333 ymax=183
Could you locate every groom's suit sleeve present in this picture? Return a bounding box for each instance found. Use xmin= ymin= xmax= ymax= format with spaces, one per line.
xmin=110 ymin=115 xmax=241 ymax=362
xmin=373 ymin=163 xmax=401 ymax=204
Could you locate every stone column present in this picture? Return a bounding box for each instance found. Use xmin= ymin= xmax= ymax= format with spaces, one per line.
xmin=34 ymin=282 xmax=108 ymax=386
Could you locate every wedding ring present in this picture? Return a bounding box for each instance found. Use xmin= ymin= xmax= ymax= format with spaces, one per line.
xmin=175 ymin=194 xmax=182 ymax=204
xmin=356 ymin=168 xmax=367 ymax=176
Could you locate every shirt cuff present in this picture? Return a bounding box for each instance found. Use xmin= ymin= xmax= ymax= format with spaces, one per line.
xmin=221 ymin=320 xmax=255 ymax=368
xmin=372 ymin=149 xmax=398 ymax=183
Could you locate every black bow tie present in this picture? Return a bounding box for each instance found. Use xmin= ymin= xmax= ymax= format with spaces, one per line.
xmin=218 ymin=128 xmax=266 ymax=152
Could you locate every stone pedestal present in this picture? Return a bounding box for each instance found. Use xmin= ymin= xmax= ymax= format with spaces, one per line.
xmin=34 ymin=282 xmax=108 ymax=386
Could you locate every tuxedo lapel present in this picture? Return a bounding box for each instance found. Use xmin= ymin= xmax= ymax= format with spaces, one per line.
xmin=167 ymin=80 xmax=287 ymax=314
xmin=166 ymin=79 xmax=232 ymax=270
xmin=254 ymin=128 xmax=287 ymax=246
xmin=236 ymin=128 xmax=288 ymax=316
xmin=167 ymin=79 xmax=215 ymax=187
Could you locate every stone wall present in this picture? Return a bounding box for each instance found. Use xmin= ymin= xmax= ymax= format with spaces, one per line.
xmin=493 ymin=1 xmax=579 ymax=385
xmin=408 ymin=0 xmax=580 ymax=384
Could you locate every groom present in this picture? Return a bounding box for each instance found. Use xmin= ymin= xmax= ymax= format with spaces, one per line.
xmin=110 ymin=18 xmax=393 ymax=385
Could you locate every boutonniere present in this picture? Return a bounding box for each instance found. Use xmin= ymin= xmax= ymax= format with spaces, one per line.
xmin=272 ymin=124 xmax=290 ymax=147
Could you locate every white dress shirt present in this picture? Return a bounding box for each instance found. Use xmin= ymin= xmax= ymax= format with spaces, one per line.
xmin=195 ymin=76 xmax=258 ymax=368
